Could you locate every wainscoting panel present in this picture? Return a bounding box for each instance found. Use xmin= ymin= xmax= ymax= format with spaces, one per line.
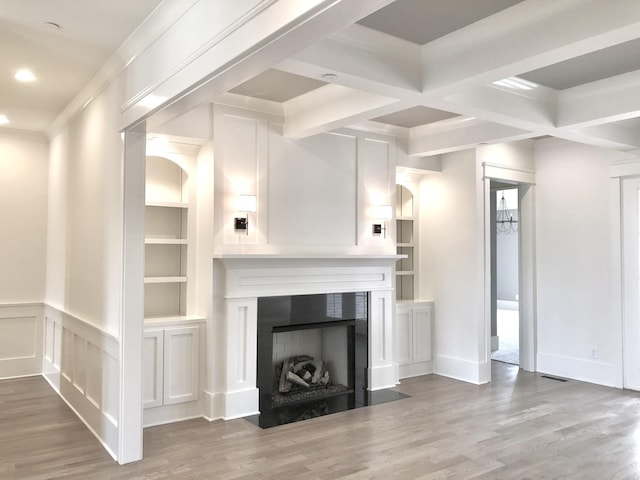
xmin=43 ymin=305 xmax=120 ymax=460
xmin=0 ymin=303 xmax=44 ymax=379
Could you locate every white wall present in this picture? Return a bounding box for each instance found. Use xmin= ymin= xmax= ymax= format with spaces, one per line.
xmin=420 ymin=149 xmax=487 ymax=383
xmin=11 ymin=0 xmax=396 ymax=465
xmin=47 ymin=82 xmax=125 ymax=336
xmin=0 ymin=131 xmax=48 ymax=303
xmin=0 ymin=131 xmax=48 ymax=379
xmin=45 ymin=76 xmax=127 ymax=459
xmin=534 ymin=139 xmax=623 ymax=387
xmin=212 ymin=105 xmax=396 ymax=256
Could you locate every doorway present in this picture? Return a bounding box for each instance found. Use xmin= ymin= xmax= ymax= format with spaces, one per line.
xmin=622 ymin=177 xmax=640 ymax=390
xmin=491 ymin=185 xmax=519 ymax=365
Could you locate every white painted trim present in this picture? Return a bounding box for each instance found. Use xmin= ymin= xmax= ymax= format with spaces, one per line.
xmin=537 ymin=352 xmax=619 ymax=389
xmin=42 ymin=305 xmax=120 ymax=461
xmin=221 ymin=389 xmax=260 ymax=420
xmin=398 ymin=361 xmax=433 ymax=380
xmin=483 ymin=162 xmax=536 ymax=185
xmin=120 ymin=127 xmax=146 ymax=464
xmin=610 ymin=177 xmax=624 ymax=389
xmin=0 ymin=304 xmax=44 ymax=379
xmin=120 ymin=0 xmax=279 ymax=112
xmin=610 ymin=157 xmax=640 ymax=178
xmin=212 ymin=256 xmax=399 ymax=418
xmin=143 ymin=400 xmax=203 ymax=428
xmin=434 ymin=354 xmax=489 ymax=385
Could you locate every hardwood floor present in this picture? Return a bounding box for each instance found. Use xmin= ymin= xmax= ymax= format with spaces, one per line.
xmin=2 ymin=363 xmax=640 ymax=479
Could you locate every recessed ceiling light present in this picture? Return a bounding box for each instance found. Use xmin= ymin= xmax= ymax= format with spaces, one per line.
xmin=321 ymin=73 xmax=337 ymax=80
xmin=15 ymin=69 xmax=36 ymax=82
xmin=0 ymin=115 xmax=10 ymax=125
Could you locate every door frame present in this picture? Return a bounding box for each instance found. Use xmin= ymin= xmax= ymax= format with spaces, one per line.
xmin=482 ymin=168 xmax=536 ymax=382
xmin=621 ymin=176 xmax=640 ymax=390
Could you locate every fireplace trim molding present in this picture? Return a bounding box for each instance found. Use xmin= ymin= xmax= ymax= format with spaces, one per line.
xmin=207 ymin=255 xmax=401 ymax=420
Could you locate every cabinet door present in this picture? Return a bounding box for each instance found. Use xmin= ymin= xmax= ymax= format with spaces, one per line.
xmin=143 ymin=329 xmax=164 ymax=409
xmin=412 ymin=305 xmax=432 ymax=364
xmin=163 ymin=326 xmax=199 ymax=405
xmin=395 ymin=307 xmax=413 ymax=366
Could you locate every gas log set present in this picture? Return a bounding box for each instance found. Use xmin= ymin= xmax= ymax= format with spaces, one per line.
xmin=273 ymin=355 xmax=348 ymax=407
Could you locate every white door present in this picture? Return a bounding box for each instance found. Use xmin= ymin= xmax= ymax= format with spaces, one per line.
xmin=623 ymin=177 xmax=640 ymax=390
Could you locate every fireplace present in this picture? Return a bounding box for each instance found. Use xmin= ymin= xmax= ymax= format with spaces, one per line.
xmin=254 ymin=292 xmax=368 ymax=427
xmin=210 ymin=255 xmax=402 ymax=423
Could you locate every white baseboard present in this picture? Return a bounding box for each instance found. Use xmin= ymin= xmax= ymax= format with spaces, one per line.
xmin=143 ymin=400 xmax=203 ymax=427
xmin=537 ymin=352 xmax=621 ymax=388
xmin=435 ymin=354 xmax=490 ymax=385
xmin=221 ymin=388 xmax=260 ymax=420
xmin=368 ymin=363 xmax=398 ymax=390
xmin=398 ymin=361 xmax=433 ymax=380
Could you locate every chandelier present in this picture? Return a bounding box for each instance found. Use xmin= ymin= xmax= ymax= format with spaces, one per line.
xmin=496 ymin=192 xmax=518 ymax=234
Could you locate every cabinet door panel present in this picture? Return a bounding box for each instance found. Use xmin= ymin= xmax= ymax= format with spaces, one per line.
xmin=395 ymin=308 xmax=412 ymax=366
xmin=143 ymin=330 xmax=164 ymax=409
xmin=163 ymin=326 xmax=199 ymax=405
xmin=412 ymin=306 xmax=432 ymax=363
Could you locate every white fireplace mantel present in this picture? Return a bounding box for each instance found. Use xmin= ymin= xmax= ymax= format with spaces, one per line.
xmin=209 ymin=254 xmax=401 ymax=420
xmin=213 ymin=254 xmax=402 ymax=299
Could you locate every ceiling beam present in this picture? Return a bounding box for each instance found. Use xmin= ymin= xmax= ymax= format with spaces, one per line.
xmin=557 ymin=70 xmax=640 ymax=128
xmin=282 ymin=84 xmax=400 ymax=138
xmin=421 ymin=0 xmax=640 ymax=96
xmin=408 ymin=119 xmax=534 ymax=157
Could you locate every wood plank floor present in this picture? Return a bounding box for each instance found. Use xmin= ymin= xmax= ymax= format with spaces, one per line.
xmin=2 ymin=363 xmax=640 ymax=479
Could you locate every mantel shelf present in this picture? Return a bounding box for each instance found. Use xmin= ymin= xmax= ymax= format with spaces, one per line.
xmin=213 ymin=254 xmax=404 ymax=260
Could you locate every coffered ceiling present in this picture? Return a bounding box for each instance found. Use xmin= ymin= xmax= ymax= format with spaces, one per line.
xmin=4 ymin=0 xmax=640 ymax=158
xmin=219 ymin=0 xmax=640 ymax=156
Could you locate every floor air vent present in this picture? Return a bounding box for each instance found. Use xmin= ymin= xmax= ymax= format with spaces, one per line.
xmin=541 ymin=375 xmax=568 ymax=382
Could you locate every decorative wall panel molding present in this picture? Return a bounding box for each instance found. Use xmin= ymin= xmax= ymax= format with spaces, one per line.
xmin=43 ymin=305 xmax=120 ymax=460
xmin=0 ymin=303 xmax=43 ymax=379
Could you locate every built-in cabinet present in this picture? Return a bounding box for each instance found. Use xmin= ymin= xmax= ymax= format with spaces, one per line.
xmin=143 ymin=150 xmax=204 ymax=426
xmin=394 ymin=180 xmax=434 ymax=379
xmin=395 ymin=301 xmax=433 ymax=379
xmin=143 ymin=323 xmax=201 ymax=409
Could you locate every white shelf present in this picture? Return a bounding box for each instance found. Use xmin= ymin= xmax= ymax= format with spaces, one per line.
xmin=146 ymin=201 xmax=188 ymax=209
xmin=397 ymin=243 xmax=414 ymax=248
xmin=396 ymin=270 xmax=415 ymax=276
xmin=397 ymin=216 xmax=414 ymax=221
xmin=144 ymin=276 xmax=187 ymax=284
xmin=145 ymin=238 xmax=188 ymax=245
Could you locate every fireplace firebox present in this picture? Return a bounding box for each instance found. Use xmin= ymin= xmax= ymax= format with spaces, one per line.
xmin=253 ymin=292 xmax=368 ymax=427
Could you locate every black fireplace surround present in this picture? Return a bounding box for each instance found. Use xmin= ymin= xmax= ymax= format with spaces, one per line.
xmin=252 ymin=292 xmax=368 ymax=427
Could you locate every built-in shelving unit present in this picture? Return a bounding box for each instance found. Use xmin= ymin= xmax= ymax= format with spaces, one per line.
xmin=396 ymin=184 xmax=415 ymax=301
xmin=144 ymin=157 xmax=189 ymax=320
xmin=142 ymin=148 xmax=204 ymax=425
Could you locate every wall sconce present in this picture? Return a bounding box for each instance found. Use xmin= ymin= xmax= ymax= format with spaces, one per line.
xmin=372 ymin=205 xmax=392 ymax=238
xmin=235 ymin=194 xmax=257 ymax=234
